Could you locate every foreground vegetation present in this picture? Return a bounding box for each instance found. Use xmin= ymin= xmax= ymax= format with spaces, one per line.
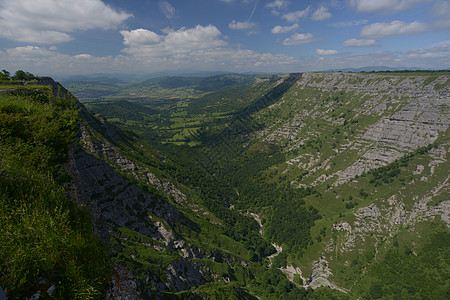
xmin=0 ymin=75 xmax=111 ymax=298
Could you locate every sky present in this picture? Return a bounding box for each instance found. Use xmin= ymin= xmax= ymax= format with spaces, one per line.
xmin=0 ymin=0 xmax=449 ymax=76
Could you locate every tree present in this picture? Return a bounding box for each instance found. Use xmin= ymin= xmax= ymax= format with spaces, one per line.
xmin=0 ymin=69 xmax=10 ymax=80
xmin=13 ymin=70 xmax=36 ymax=81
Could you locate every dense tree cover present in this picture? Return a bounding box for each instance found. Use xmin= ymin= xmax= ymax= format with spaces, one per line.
xmin=354 ymin=231 xmax=449 ymax=299
xmin=156 ymin=120 xmax=320 ymax=262
xmin=12 ymin=70 xmax=37 ymax=81
xmin=0 ymin=88 xmax=111 ymax=298
xmin=265 ymin=196 xmax=319 ymax=250
xmin=157 ymin=143 xmax=277 ymax=259
xmin=87 ymin=75 xmax=322 ymax=265
xmin=0 ymin=69 xmax=37 ymax=81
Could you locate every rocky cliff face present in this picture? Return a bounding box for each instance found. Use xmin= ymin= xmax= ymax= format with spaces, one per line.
xmin=35 ymin=78 xmax=238 ymax=298
xmin=255 ymin=72 xmax=449 ymax=188
xmin=248 ymin=72 xmax=449 ymax=294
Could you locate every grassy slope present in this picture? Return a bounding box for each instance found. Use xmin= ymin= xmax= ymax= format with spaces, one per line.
xmin=0 ymin=84 xmax=111 ymax=298
xmin=246 ymin=72 xmax=449 ymax=298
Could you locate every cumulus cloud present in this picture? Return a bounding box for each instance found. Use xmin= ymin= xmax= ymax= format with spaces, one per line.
xmin=229 ymin=20 xmax=257 ymax=30
xmin=349 ymin=0 xmax=431 ymax=13
xmin=360 ymin=20 xmax=430 ymax=39
xmin=271 ymin=24 xmax=299 ymax=34
xmin=282 ymin=6 xmax=311 ymax=22
xmin=282 ymin=33 xmax=316 ymax=45
xmin=120 ymin=25 xmax=227 ymax=57
xmin=311 ymin=6 xmax=331 ymax=21
xmin=343 ymin=38 xmax=376 ymax=47
xmin=74 ymin=54 xmax=95 ymax=59
xmin=0 ymin=0 xmax=131 ymax=44
xmin=6 ymin=46 xmax=55 ymax=58
xmin=121 ymin=29 xmax=162 ymax=46
xmin=315 ymin=49 xmax=338 ymax=55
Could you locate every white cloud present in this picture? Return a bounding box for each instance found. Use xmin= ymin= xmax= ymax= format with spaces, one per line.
xmin=360 ymin=20 xmax=430 ymax=39
xmin=399 ymin=40 xmax=450 ymax=59
xmin=159 ymin=1 xmax=175 ymax=20
xmin=1 ymin=46 xmax=121 ymax=75
xmin=316 ymin=49 xmax=339 ymax=55
xmin=282 ymin=6 xmax=311 ymax=22
xmin=266 ymin=0 xmax=290 ymax=10
xmin=282 ymin=33 xmax=316 ymax=45
xmin=266 ymin=0 xmax=290 ymax=15
xmin=343 ymin=38 xmax=376 ymax=47
xmin=311 ymin=6 xmax=331 ymax=21
xmin=6 ymin=46 xmax=54 ymax=58
xmin=74 ymin=54 xmax=95 ymax=59
xmin=156 ymin=25 xmax=226 ymax=50
xmin=229 ymin=20 xmax=257 ymax=30
xmin=349 ymin=0 xmax=431 ymax=13
xmin=2 ymin=40 xmax=449 ymax=76
xmin=271 ymin=24 xmax=299 ymax=34
xmin=0 ymin=0 xmax=131 ymax=44
xmin=121 ymin=25 xmax=227 ymax=57
xmin=120 ymin=29 xmax=162 ymax=46
xmin=0 ymin=43 xmax=304 ymax=75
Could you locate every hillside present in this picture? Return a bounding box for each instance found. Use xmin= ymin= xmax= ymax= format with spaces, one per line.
xmin=62 ymin=74 xmax=258 ymax=103
xmin=1 ymin=71 xmax=448 ymax=299
xmin=1 ymin=75 xmax=318 ymax=298
xmin=85 ymin=71 xmax=449 ymax=299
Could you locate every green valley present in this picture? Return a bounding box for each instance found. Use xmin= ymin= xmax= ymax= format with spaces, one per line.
xmin=1 ymin=71 xmax=448 ymax=299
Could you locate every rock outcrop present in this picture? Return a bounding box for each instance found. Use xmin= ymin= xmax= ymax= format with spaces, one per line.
xmin=253 ymin=72 xmax=449 ymax=188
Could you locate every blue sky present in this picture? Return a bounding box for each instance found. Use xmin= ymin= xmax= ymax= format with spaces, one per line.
xmin=0 ymin=0 xmax=449 ymax=76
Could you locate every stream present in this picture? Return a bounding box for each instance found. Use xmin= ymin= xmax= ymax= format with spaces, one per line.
xmin=247 ymin=212 xmax=306 ymax=285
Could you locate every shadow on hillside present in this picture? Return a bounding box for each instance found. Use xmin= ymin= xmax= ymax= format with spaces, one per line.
xmin=197 ymin=73 xmax=302 ymax=176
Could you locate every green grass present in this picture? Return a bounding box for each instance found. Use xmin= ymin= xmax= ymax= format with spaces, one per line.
xmin=0 ymin=90 xmax=111 ymax=299
xmin=0 ymin=84 xmax=52 ymax=90
xmin=353 ymin=224 xmax=449 ymax=299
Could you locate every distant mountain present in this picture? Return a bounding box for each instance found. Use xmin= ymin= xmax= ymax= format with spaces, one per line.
xmin=325 ymin=66 xmax=426 ymax=72
xmin=63 ymin=73 xmax=261 ymax=102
